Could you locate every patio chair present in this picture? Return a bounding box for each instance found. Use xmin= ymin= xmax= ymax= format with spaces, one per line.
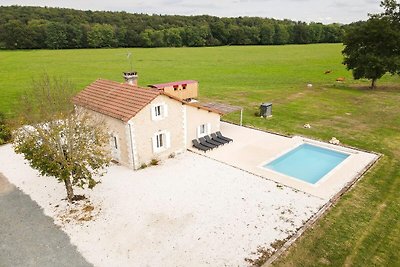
xmin=192 ymin=139 xmax=211 ymax=152
xmin=204 ymin=135 xmax=223 ymax=146
xmin=199 ymin=137 xmax=218 ymax=149
xmin=211 ymin=133 xmax=230 ymax=144
xmin=216 ymin=131 xmax=233 ymax=143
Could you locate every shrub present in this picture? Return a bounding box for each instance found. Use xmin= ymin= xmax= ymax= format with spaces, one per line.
xmin=139 ymin=163 xmax=148 ymax=169
xmin=150 ymin=158 xmax=159 ymax=166
xmin=0 ymin=113 xmax=12 ymax=145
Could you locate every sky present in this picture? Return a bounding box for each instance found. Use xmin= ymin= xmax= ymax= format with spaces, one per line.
xmin=1 ymin=0 xmax=385 ymax=24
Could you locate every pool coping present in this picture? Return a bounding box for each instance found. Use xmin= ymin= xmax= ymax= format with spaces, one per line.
xmin=257 ymin=141 xmax=352 ymax=187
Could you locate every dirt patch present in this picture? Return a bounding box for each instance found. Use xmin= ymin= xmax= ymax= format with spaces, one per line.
xmin=55 ymin=199 xmax=99 ymax=225
xmin=0 ymin=173 xmax=15 ymax=195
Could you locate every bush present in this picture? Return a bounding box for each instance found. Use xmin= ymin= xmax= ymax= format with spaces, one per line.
xmin=150 ymin=158 xmax=159 ymax=166
xmin=0 ymin=113 xmax=12 ymax=145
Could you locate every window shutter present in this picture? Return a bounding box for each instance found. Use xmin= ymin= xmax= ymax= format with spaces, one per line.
xmin=207 ymin=123 xmax=211 ymax=135
xmin=197 ymin=126 xmax=201 ymax=138
xmin=151 ymin=105 xmax=156 ymax=121
xmin=165 ymin=132 xmax=171 ymax=148
xmin=152 ymin=135 xmax=157 ymax=153
xmin=163 ymin=104 xmax=168 ymax=118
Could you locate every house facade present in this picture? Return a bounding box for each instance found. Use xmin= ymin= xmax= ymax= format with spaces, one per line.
xmin=73 ymin=73 xmax=221 ymax=169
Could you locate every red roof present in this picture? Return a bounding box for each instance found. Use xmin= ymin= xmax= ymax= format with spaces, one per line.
xmin=149 ymin=80 xmax=198 ymax=89
xmin=73 ymin=79 xmax=161 ymax=122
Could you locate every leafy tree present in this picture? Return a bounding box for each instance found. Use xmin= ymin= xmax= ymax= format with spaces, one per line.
xmin=260 ymin=23 xmax=275 ymax=45
xmin=88 ymin=23 xmax=117 ymax=48
xmin=342 ymin=1 xmax=400 ymax=88
xmin=1 ymin=19 xmax=31 ymax=49
xmin=164 ymin=28 xmax=183 ymax=47
xmin=45 ymin=22 xmax=68 ymax=49
xmin=0 ymin=112 xmax=12 ymax=145
xmin=27 ymin=19 xmax=48 ymax=49
xmin=274 ymin=24 xmax=290 ymax=45
xmin=13 ymin=75 xmax=111 ymax=202
xmin=292 ymin=22 xmax=311 ymax=44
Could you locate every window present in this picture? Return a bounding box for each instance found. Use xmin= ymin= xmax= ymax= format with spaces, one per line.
xmin=182 ymin=84 xmax=187 ymax=90
xmin=197 ymin=123 xmax=210 ymax=138
xmin=199 ymin=124 xmax=206 ymax=135
xmin=113 ymin=136 xmax=118 ymax=149
xmin=152 ymin=131 xmax=171 ymax=153
xmin=155 ymin=133 xmax=163 ymax=148
xmin=154 ymin=105 xmax=162 ymax=117
xmin=151 ymin=103 xmax=168 ymax=121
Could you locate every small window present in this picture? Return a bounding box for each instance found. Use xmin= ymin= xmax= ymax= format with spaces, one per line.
xmin=156 ymin=133 xmax=163 ymax=148
xmin=182 ymin=84 xmax=187 ymax=90
xmin=197 ymin=123 xmax=210 ymax=138
xmin=113 ymin=136 xmax=118 ymax=149
xmin=154 ymin=105 xmax=162 ymax=117
xmin=152 ymin=103 xmax=168 ymax=121
xmin=199 ymin=124 xmax=207 ymax=135
xmin=152 ymin=131 xmax=171 ymax=153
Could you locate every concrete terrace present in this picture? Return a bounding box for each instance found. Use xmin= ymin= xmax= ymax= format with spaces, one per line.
xmin=193 ymin=122 xmax=379 ymax=200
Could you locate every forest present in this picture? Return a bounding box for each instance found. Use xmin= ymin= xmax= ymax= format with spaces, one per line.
xmin=0 ymin=5 xmax=345 ymax=49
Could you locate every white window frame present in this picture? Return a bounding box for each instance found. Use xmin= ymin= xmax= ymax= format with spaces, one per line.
xmin=151 ymin=102 xmax=168 ymax=121
xmin=197 ymin=123 xmax=211 ymax=138
xmin=152 ymin=130 xmax=171 ymax=154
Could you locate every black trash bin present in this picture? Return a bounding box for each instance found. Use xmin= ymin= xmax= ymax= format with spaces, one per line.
xmin=260 ymin=103 xmax=272 ymax=117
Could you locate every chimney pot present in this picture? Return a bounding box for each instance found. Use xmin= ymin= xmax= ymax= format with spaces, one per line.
xmin=123 ymin=71 xmax=138 ymax=86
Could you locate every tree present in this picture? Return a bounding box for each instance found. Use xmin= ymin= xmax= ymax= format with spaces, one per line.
xmin=13 ymin=75 xmax=111 ymax=202
xmin=45 ymin=22 xmax=68 ymax=49
xmin=260 ymin=23 xmax=275 ymax=45
xmin=87 ymin=23 xmax=117 ymax=48
xmin=273 ymin=24 xmax=290 ymax=45
xmin=342 ymin=1 xmax=400 ymax=88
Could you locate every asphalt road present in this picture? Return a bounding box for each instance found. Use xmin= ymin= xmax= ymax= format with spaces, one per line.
xmin=0 ymin=173 xmax=92 ymax=267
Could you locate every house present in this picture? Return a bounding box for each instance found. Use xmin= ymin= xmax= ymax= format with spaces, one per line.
xmin=73 ymin=72 xmax=223 ymax=169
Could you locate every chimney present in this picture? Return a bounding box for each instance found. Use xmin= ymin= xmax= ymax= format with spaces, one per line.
xmin=123 ymin=71 xmax=138 ymax=86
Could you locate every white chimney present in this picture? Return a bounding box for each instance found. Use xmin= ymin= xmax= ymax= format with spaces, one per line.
xmin=123 ymin=71 xmax=138 ymax=86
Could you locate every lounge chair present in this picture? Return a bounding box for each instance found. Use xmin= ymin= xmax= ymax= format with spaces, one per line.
xmin=211 ymin=133 xmax=230 ymax=144
xmin=216 ymin=131 xmax=233 ymax=143
xmin=192 ymin=139 xmax=211 ymax=152
xmin=204 ymin=135 xmax=222 ymax=146
xmin=199 ymin=137 xmax=218 ymax=149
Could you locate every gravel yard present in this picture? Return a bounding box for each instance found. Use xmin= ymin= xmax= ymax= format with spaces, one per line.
xmin=0 ymin=144 xmax=325 ymax=266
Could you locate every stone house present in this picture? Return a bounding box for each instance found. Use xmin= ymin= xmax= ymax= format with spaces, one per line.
xmin=73 ymin=72 xmax=222 ymax=169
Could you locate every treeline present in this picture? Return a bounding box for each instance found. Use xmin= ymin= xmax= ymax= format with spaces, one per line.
xmin=0 ymin=5 xmax=345 ymax=49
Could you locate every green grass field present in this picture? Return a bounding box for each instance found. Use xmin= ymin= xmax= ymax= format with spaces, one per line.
xmin=1 ymin=44 xmax=399 ymax=266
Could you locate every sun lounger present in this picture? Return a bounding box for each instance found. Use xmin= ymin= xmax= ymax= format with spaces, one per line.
xmin=211 ymin=133 xmax=230 ymax=144
xmin=192 ymin=139 xmax=211 ymax=152
xmin=216 ymin=131 xmax=233 ymax=143
xmin=204 ymin=135 xmax=223 ymax=146
xmin=199 ymin=137 xmax=218 ymax=149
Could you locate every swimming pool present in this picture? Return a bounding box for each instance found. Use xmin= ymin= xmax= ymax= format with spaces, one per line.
xmin=264 ymin=143 xmax=350 ymax=184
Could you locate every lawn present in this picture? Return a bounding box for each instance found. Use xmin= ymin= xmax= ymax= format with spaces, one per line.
xmin=0 ymin=44 xmax=399 ymax=266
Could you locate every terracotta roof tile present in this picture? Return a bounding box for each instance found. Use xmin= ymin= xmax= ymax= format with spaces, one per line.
xmin=73 ymin=79 xmax=160 ymax=122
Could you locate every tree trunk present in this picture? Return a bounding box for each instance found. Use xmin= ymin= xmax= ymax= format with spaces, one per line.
xmin=64 ymin=177 xmax=74 ymax=202
xmin=371 ymin=78 xmax=377 ymax=89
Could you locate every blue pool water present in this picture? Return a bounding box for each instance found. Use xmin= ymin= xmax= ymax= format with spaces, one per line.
xmin=264 ymin=143 xmax=350 ymax=184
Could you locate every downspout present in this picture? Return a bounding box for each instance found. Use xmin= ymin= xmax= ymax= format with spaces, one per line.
xmin=128 ymin=122 xmax=135 ymax=169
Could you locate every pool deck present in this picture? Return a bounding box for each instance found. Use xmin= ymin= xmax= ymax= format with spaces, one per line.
xmin=192 ymin=122 xmax=379 ymax=200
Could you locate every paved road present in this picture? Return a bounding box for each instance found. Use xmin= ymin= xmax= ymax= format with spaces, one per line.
xmin=0 ymin=173 xmax=92 ymax=267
